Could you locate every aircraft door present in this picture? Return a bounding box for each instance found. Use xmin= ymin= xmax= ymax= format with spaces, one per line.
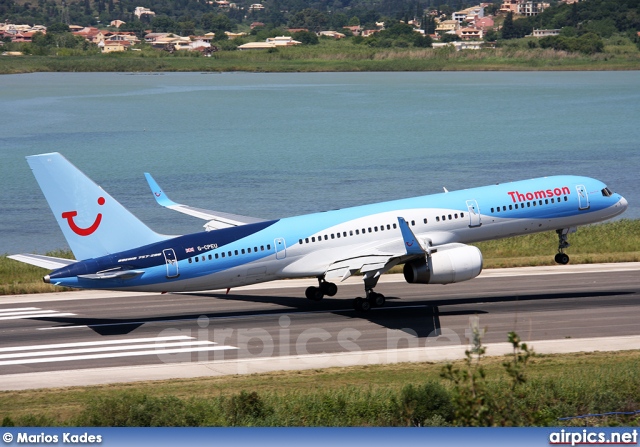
xmin=274 ymin=238 xmax=286 ymax=260
xmin=576 ymin=185 xmax=590 ymax=210
xmin=466 ymin=200 xmax=482 ymax=228
xmin=163 ymin=248 xmax=180 ymax=278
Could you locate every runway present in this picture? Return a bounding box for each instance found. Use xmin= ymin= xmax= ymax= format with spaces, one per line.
xmin=1 ymin=263 xmax=639 ymax=390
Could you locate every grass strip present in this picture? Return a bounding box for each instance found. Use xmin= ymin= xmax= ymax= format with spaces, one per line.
xmin=1 ymin=350 xmax=639 ymax=426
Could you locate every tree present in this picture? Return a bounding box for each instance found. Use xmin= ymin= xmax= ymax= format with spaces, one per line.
xmin=293 ymin=30 xmax=319 ymax=44
xmin=501 ymin=11 xmax=517 ymax=39
xmin=47 ymin=22 xmax=70 ymax=33
xmin=151 ymin=15 xmax=176 ymax=33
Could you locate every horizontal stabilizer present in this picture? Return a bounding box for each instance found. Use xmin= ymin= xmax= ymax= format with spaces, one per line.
xmin=144 ymin=172 xmax=266 ymax=230
xmin=8 ymin=254 xmax=76 ymax=270
xmin=78 ymin=270 xmax=144 ymax=280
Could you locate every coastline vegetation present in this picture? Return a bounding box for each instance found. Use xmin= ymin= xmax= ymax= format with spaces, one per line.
xmin=2 ymin=39 xmax=640 ymax=74
xmin=2 ymin=219 xmax=638 ymax=296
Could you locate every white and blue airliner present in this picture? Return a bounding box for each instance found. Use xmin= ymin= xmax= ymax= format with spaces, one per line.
xmin=9 ymin=153 xmax=628 ymax=311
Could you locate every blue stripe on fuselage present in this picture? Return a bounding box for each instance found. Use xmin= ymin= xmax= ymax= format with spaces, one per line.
xmin=49 ymin=219 xmax=279 ymax=279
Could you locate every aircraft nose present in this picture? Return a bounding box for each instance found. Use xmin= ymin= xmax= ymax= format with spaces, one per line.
xmin=619 ymin=196 xmax=629 ymax=210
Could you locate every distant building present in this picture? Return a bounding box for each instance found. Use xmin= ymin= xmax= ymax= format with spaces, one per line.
xmin=342 ymin=25 xmax=361 ymax=36
xmin=531 ymin=29 xmax=560 ymax=38
xmin=110 ymin=20 xmax=126 ymax=28
xmin=134 ymin=6 xmax=155 ymax=19
xmin=459 ymin=27 xmax=483 ymax=40
xmin=249 ymin=3 xmax=265 ymax=11
xmin=250 ymin=22 xmax=265 ymax=30
xmin=318 ymin=31 xmax=346 ymax=39
xmin=474 ymin=17 xmax=495 ymax=31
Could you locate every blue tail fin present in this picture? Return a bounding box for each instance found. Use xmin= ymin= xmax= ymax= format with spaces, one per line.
xmin=27 ymin=153 xmax=170 ymax=260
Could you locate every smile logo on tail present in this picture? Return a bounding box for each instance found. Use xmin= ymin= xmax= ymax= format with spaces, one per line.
xmin=62 ymin=197 xmax=105 ymax=236
xmin=154 ymin=191 xmax=162 ymax=197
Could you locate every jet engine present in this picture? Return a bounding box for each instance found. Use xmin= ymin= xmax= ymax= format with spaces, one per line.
xmin=403 ymin=244 xmax=483 ymax=285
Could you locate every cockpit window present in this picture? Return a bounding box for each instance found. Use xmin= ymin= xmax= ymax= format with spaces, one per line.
xmin=601 ymin=187 xmax=613 ymax=197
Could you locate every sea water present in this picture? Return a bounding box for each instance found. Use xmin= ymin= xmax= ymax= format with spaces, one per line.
xmin=1 ymin=71 xmax=638 ymax=254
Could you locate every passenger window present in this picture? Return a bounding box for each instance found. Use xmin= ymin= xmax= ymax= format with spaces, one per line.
xmin=312 ymin=237 xmax=316 ymax=242
xmin=235 ymin=250 xmax=238 ymax=255
xmin=374 ymin=227 xmax=378 ymax=232
xmin=299 ymin=239 xmax=303 ymax=244
xmin=368 ymin=228 xmax=372 ymax=233
xmin=502 ymin=206 xmax=506 ymax=211
xmin=202 ymin=256 xmax=205 ymax=261
xmin=343 ymin=232 xmax=347 ymax=237
xmin=267 ymin=244 xmax=271 ymax=250
xmin=461 ymin=213 xmax=464 ymax=218
xmin=324 ymin=235 xmax=328 ymax=240
xmin=221 ymin=252 xmax=225 ymax=258
xmin=261 ymin=246 xmax=265 ymax=251
xmin=436 ymin=216 xmax=440 ymax=221
xmin=331 ymin=234 xmax=335 ymax=239
xmin=387 ymin=224 xmax=391 ymax=229
xmin=350 ymin=230 xmax=354 ymax=236
xmin=545 ymin=199 xmax=549 ymax=205
xmin=411 ymin=220 xmax=415 ymax=226
xmin=215 ymin=253 xmax=218 ymax=259
xmin=305 ymin=238 xmax=309 ymax=243
xmin=241 ymin=249 xmax=245 ymax=254
xmin=356 ymin=229 xmax=360 ymax=235
xmin=208 ymin=254 xmax=212 ymax=260
xmin=188 ymin=258 xmax=192 ymax=263
xmin=393 ymin=223 xmax=397 ymax=229
xmin=441 ymin=215 xmax=446 ymax=221
xmin=337 ymin=233 xmax=341 ymax=238
xmin=195 ymin=257 xmax=199 ymax=262
xmin=448 ymin=215 xmax=452 ymax=220
xmin=508 ymin=205 xmax=512 ymax=210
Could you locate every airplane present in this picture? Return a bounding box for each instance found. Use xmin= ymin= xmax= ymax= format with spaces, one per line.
xmin=9 ymin=152 xmax=628 ymax=312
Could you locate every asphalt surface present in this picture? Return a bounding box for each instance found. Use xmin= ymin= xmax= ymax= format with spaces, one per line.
xmin=1 ymin=263 xmax=639 ymax=387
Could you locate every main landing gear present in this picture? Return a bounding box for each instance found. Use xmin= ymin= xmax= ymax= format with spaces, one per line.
xmin=305 ymin=278 xmax=338 ymax=301
xmin=304 ymin=274 xmax=386 ymax=313
xmin=354 ymin=290 xmax=385 ymax=312
xmin=555 ymin=228 xmax=572 ymax=265
xmin=352 ymin=273 xmax=385 ymax=312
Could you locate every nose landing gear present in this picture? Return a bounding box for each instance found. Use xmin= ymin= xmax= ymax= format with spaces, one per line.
xmin=555 ymin=228 xmax=575 ymax=265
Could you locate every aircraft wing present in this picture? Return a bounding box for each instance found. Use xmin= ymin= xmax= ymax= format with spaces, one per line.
xmin=8 ymin=254 xmax=76 ymax=270
xmin=323 ymin=218 xmax=458 ymax=282
xmin=144 ymin=173 xmax=266 ymax=230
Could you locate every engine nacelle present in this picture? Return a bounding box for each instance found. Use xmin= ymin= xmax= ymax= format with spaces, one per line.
xmin=403 ymin=244 xmax=483 ymax=285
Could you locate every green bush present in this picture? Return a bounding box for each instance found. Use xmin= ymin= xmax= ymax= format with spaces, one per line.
xmin=399 ymin=382 xmax=454 ymax=426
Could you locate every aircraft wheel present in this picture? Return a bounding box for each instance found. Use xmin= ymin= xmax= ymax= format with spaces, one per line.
xmin=354 ymin=297 xmax=370 ymax=312
xmin=555 ymin=253 xmax=570 ymax=265
xmin=369 ymin=292 xmax=385 ymax=307
xmin=306 ymin=286 xmax=324 ymax=301
xmin=321 ymin=282 xmax=338 ymax=297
